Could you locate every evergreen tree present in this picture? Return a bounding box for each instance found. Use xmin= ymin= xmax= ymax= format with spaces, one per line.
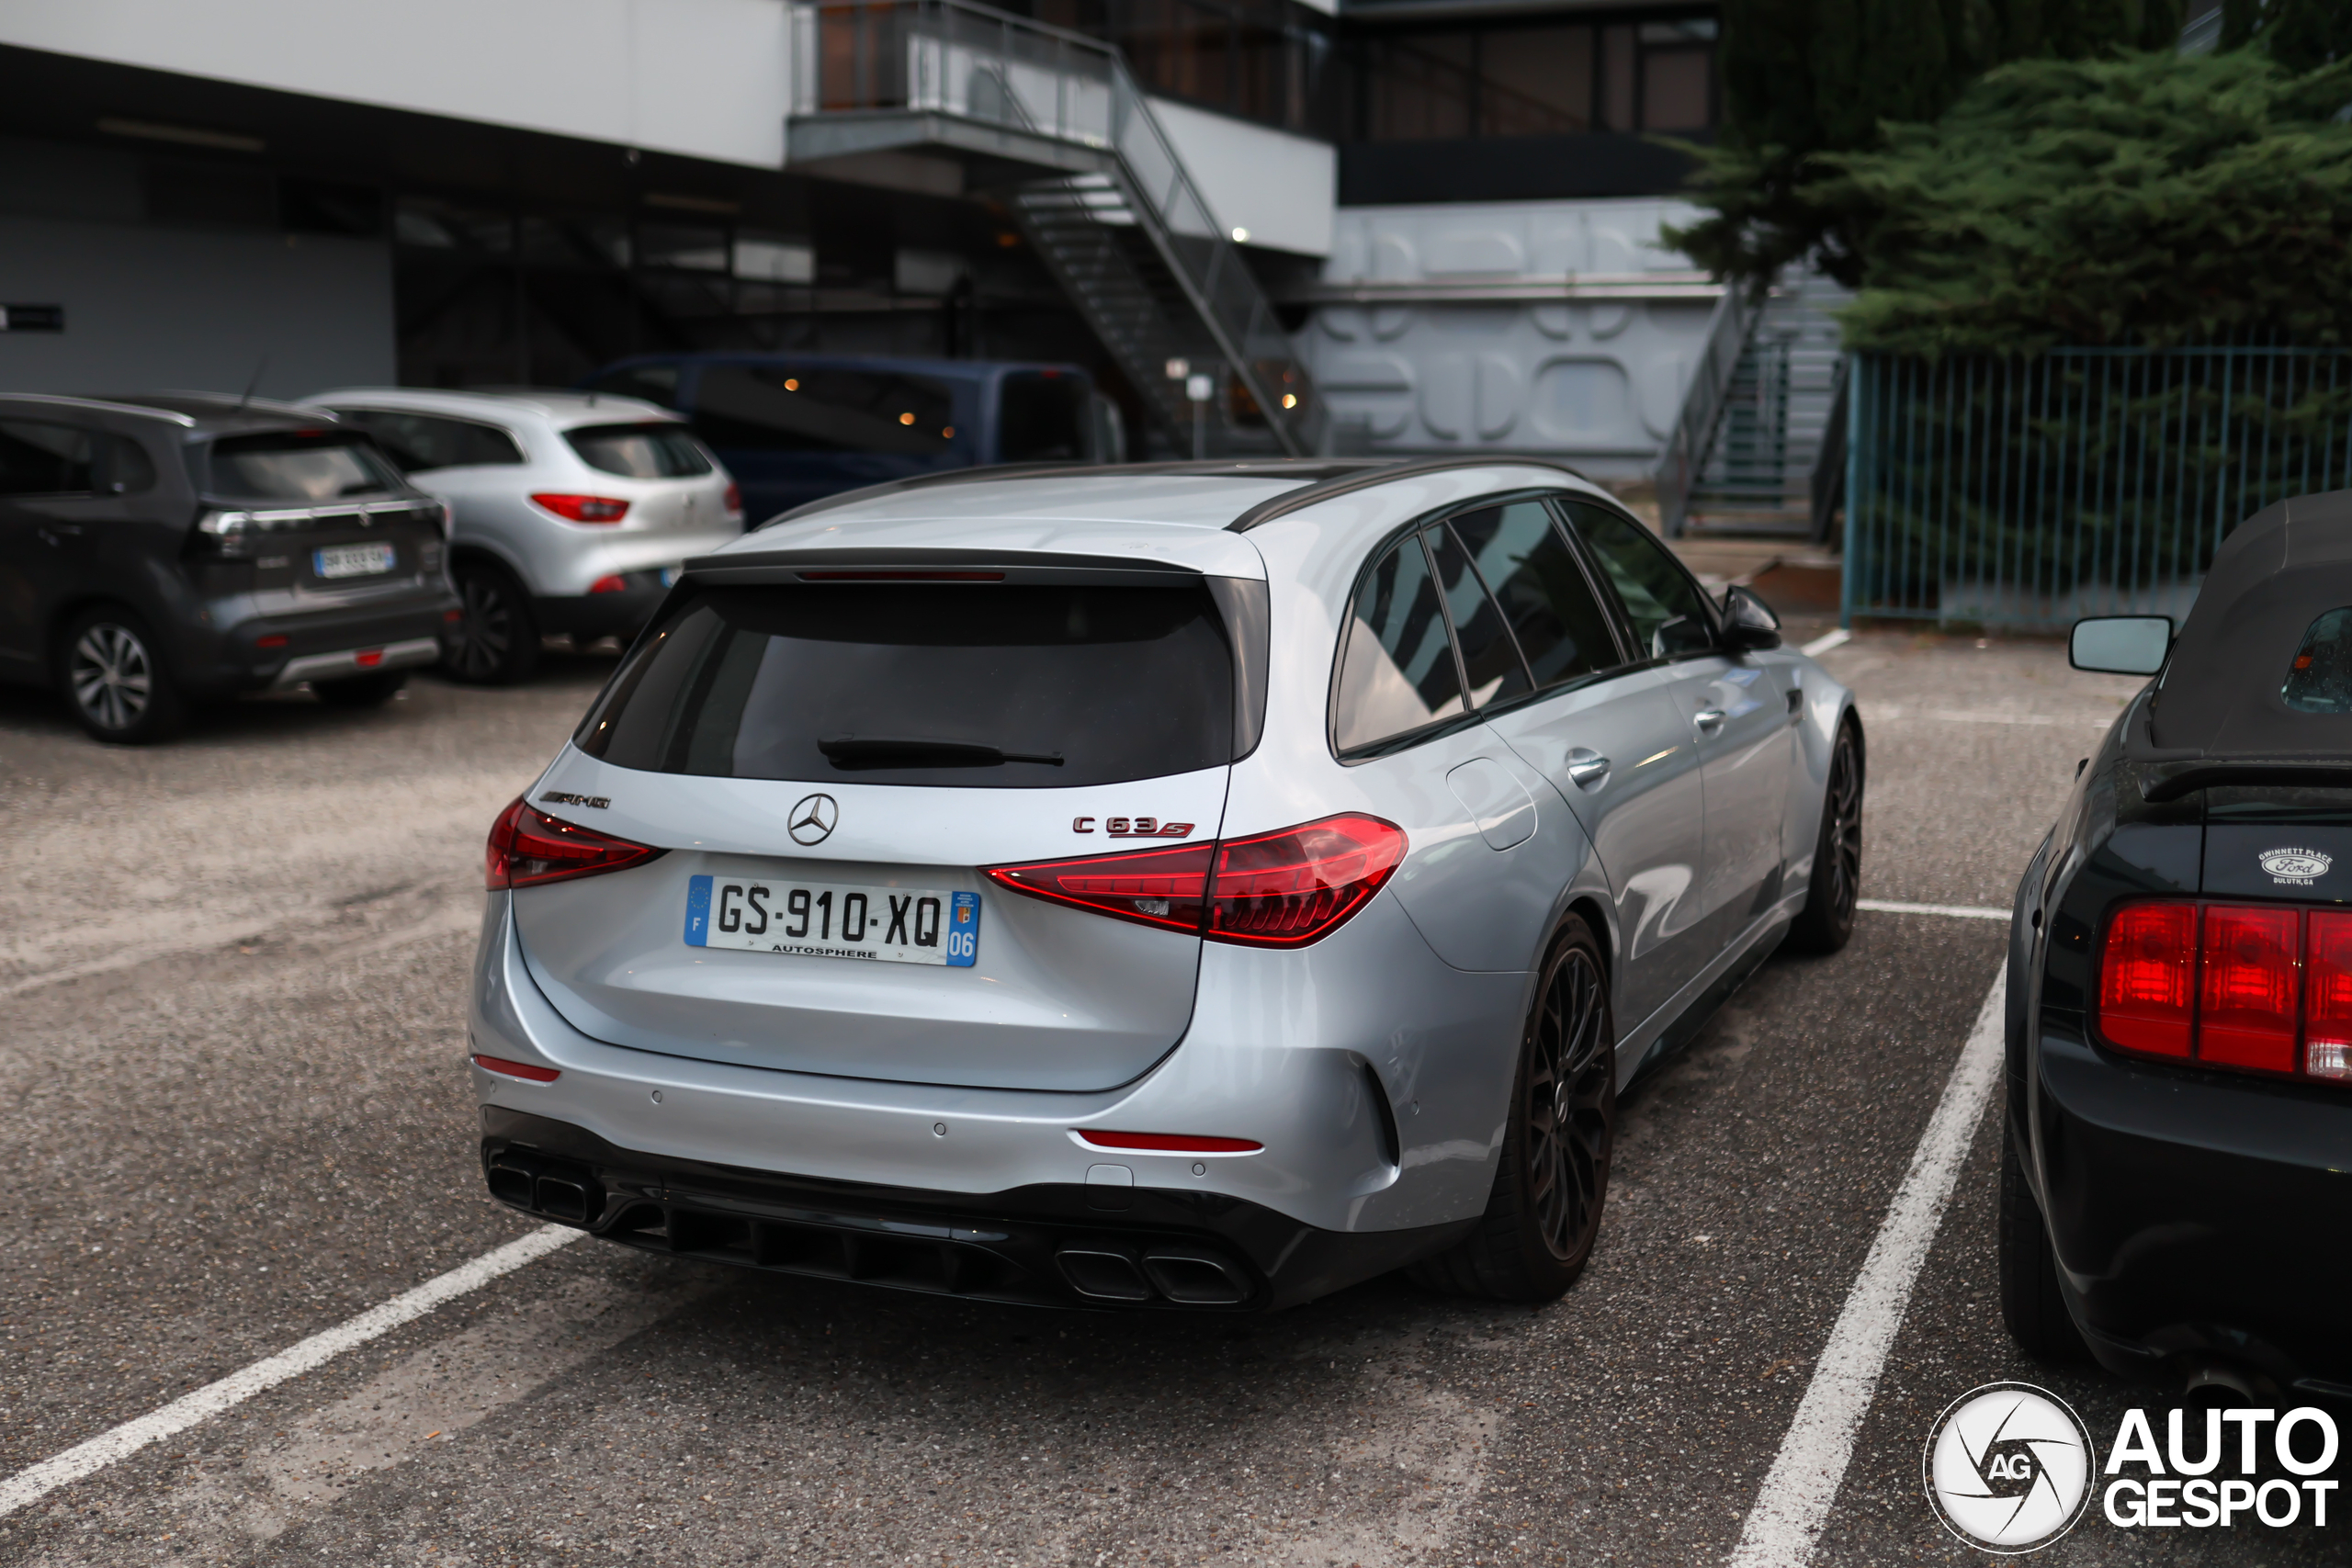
xmin=2225 ymin=0 xmax=2352 ymax=70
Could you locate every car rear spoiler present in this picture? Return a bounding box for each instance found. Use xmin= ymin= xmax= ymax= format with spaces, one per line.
xmin=2140 ymin=761 xmax=2352 ymax=802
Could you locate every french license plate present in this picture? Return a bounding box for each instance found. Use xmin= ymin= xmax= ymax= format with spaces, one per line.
xmin=684 ymin=874 xmax=978 ymax=966
xmin=314 ymin=542 xmax=397 ymax=579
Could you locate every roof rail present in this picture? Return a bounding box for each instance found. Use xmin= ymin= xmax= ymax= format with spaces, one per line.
xmin=1224 ymin=456 xmax=1594 ymax=533
xmin=753 ymin=458 xmax=1386 ymax=531
xmin=0 ymin=393 xmax=198 ymax=428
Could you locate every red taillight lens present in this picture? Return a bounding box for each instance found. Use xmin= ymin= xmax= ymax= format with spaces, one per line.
xmin=984 ymin=814 xmax=1406 ymax=948
xmin=473 ymin=1054 xmax=560 ymax=1083
xmin=984 ymin=841 xmax=1212 ymax=934
xmin=723 ymin=482 xmax=742 ymax=514
xmin=485 ymin=797 xmax=662 ymax=890
xmin=1075 ymin=1131 xmax=1263 ymax=1154
xmin=1206 ymin=814 xmax=1408 ymax=947
xmin=2307 ymin=911 xmax=2352 ymax=1078
xmin=531 ymin=492 xmax=630 ymax=524
xmin=2097 ymin=901 xmax=2197 ymax=1057
xmin=587 ymin=574 xmax=628 ymax=594
xmin=2199 ymin=905 xmax=2300 ymax=1072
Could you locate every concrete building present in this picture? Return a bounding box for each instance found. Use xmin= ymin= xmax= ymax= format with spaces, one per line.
xmin=0 ymin=0 xmax=1724 ymax=474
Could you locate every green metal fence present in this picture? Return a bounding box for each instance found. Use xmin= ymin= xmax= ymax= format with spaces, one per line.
xmin=1842 ymin=346 xmax=2352 ymax=628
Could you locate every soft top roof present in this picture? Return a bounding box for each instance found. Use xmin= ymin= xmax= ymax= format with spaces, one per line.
xmin=2147 ymin=489 xmax=2352 ymax=757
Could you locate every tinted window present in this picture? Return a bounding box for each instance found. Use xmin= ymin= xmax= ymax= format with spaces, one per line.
xmin=104 ymin=436 xmax=156 ymax=494
xmin=1333 ymin=532 xmax=1466 ymax=753
xmin=339 ymin=411 xmax=524 ymax=472
xmin=0 ymin=421 xmax=95 ymax=495
xmin=1424 ymin=524 xmax=1531 ymax=708
xmin=565 ymin=422 xmax=713 ymax=479
xmin=576 ymin=585 xmax=1234 ymax=789
xmin=998 ymin=372 xmax=1088 ymax=462
xmin=2283 ymin=607 xmax=2352 ymax=713
xmin=1449 ymin=502 xmax=1622 ymax=687
xmin=690 ymin=365 xmax=956 ymax=455
xmin=1566 ymin=501 xmax=1714 ymax=658
xmin=204 ymin=433 xmax=401 ymax=501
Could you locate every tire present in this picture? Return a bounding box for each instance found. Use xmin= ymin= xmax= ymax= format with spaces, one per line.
xmin=1788 ymin=716 xmax=1863 ymax=953
xmin=313 ymin=670 xmax=409 ymax=708
xmin=1411 ymin=917 xmax=1617 ymax=1303
xmin=447 ymin=559 xmax=539 ymax=685
xmin=1998 ymin=1121 xmax=2089 ymax=1361
xmin=59 ymin=605 xmax=186 ymax=745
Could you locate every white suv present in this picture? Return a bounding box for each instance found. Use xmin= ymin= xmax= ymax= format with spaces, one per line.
xmin=303 ymin=389 xmax=744 ymax=682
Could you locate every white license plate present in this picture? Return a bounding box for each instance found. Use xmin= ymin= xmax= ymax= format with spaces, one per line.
xmin=314 ymin=542 xmax=397 ymax=579
xmin=684 ymin=874 xmax=978 ymax=966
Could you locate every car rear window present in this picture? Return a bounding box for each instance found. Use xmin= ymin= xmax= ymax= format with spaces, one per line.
xmin=998 ymin=372 xmax=1088 ymax=462
xmin=575 ymin=584 xmax=1235 ymax=788
xmin=2283 ymin=607 xmax=2352 ymax=713
xmin=203 ymin=432 xmax=402 ymax=501
xmin=566 ymin=422 xmax=714 ymax=479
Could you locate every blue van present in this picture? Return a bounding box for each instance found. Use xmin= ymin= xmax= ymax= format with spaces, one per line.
xmin=579 ymin=355 xmax=1120 ymax=524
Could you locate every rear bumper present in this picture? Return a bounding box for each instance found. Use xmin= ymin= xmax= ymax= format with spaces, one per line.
xmin=271 ymin=637 xmax=440 ymax=690
xmin=187 ymin=592 xmax=459 ymax=697
xmin=2034 ymin=1021 xmax=2352 ymax=1397
xmin=481 ymin=1106 xmax=1468 ymax=1312
xmin=532 ymin=572 xmax=668 ymax=642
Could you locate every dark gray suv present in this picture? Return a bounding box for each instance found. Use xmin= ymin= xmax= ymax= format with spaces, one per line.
xmin=0 ymin=392 xmax=460 ymax=743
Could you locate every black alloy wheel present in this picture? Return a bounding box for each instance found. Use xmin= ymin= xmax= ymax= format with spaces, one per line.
xmin=448 ymin=560 xmax=538 ymax=685
xmin=1412 ymin=917 xmax=1616 ymax=1302
xmin=1790 ymin=717 xmax=1863 ymax=953
xmin=60 ymin=605 xmax=185 ymax=745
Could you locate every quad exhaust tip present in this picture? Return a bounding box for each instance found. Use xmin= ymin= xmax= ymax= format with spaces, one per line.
xmin=484 ymin=1148 xmax=604 ymax=1226
xmin=1056 ymin=1245 xmax=1250 ymax=1306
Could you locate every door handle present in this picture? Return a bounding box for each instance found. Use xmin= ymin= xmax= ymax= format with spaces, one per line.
xmin=1693 ymin=708 xmax=1726 ymax=734
xmin=1565 ymin=749 xmax=1611 ymax=789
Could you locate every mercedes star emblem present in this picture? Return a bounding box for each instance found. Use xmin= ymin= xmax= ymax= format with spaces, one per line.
xmin=788 ymin=793 xmax=839 ymax=846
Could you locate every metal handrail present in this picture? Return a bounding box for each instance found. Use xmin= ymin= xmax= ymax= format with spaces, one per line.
xmin=799 ymin=0 xmax=1320 ymax=455
xmin=1655 ymin=285 xmax=1754 ymax=537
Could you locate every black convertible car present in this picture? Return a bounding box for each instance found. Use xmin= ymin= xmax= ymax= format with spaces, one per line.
xmin=2003 ymin=490 xmax=2352 ymax=1401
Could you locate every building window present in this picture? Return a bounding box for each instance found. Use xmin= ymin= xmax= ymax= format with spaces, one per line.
xmin=1350 ymin=11 xmax=1716 ymax=142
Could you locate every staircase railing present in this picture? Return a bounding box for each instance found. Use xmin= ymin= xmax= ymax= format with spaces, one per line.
xmin=1655 ymin=284 xmax=1754 ymax=537
xmin=796 ymin=0 xmax=1321 ymax=455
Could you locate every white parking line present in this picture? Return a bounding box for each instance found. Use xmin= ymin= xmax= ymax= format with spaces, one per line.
xmin=1728 ymin=970 xmax=2007 ymax=1568
xmin=0 ymin=1224 xmax=582 ymax=1519
xmin=1856 ymin=898 xmax=2007 ymax=922
xmin=1799 ymin=628 xmax=1851 ymax=658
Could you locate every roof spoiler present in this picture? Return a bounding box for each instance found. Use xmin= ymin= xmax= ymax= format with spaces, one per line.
xmin=2140 ymin=760 xmax=2352 ymax=802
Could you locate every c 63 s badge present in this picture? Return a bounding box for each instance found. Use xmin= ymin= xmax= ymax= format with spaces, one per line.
xmin=2260 ymin=847 xmax=2333 ymax=886
xmin=1072 ymin=816 xmax=1195 ymax=838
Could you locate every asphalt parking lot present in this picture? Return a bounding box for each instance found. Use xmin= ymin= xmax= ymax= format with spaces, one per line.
xmin=1 ymin=629 xmax=2342 ymax=1567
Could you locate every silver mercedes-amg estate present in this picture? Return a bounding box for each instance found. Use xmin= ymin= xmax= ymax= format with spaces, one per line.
xmin=469 ymin=458 xmax=1862 ymax=1311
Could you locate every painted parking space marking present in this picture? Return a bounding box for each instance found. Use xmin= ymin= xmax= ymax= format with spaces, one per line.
xmin=1856 ymin=899 xmax=2007 ymax=921
xmin=1800 ymin=628 xmax=1852 ymax=658
xmin=0 ymin=1224 xmax=582 ymax=1519
xmin=1729 ymin=969 xmax=2007 ymax=1568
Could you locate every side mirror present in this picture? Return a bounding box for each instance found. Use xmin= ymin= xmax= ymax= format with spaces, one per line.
xmin=2069 ymin=615 xmax=2171 ymax=675
xmin=1720 ymin=584 xmax=1781 ymax=652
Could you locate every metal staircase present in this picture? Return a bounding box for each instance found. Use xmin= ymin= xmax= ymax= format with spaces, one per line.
xmin=1658 ymin=271 xmax=1849 ymax=537
xmin=785 ymin=0 xmax=1320 ymax=456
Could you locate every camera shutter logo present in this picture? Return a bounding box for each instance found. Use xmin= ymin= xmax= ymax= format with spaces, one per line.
xmin=1924 ymin=1382 xmax=2096 ymax=1552
xmin=788 ymin=794 xmax=839 ymax=846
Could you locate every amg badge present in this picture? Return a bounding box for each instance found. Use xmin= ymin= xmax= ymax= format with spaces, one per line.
xmin=538 ymin=791 xmax=611 ymax=809
xmin=2258 ymin=846 xmax=2332 ymax=886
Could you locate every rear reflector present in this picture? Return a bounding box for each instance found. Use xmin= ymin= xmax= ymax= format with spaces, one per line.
xmin=531 ymin=492 xmax=630 ymax=524
xmin=255 ymin=634 xmax=289 ymax=650
xmin=587 ymin=575 xmax=628 ymax=594
xmin=485 ymin=797 xmax=663 ymax=890
xmin=473 ymin=1054 xmax=560 ymax=1083
xmin=2096 ymin=898 xmax=2352 ymax=1086
xmin=355 ymin=649 xmax=384 ymax=668
xmin=1075 ymin=1131 xmax=1263 ymax=1154
xmin=985 ymin=814 xmax=1406 ymax=948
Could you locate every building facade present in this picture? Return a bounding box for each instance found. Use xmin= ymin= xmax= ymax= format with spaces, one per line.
xmin=0 ymin=0 xmax=1720 ymax=476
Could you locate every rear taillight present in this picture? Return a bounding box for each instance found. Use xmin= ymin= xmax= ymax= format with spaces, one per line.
xmin=587 ymin=574 xmax=628 ymax=594
xmin=723 ymin=482 xmax=742 ymax=516
xmin=2096 ymin=899 xmax=2352 ymax=1084
xmin=531 ymin=492 xmax=630 ymax=524
xmin=985 ymin=814 xmax=1406 ymax=949
xmin=485 ymin=797 xmax=662 ymax=890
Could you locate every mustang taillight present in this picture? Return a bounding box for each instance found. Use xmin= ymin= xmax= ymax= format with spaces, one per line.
xmin=985 ymin=814 xmax=1406 ymax=948
xmin=485 ymin=798 xmax=662 ymax=890
xmin=2095 ymin=899 xmax=2352 ymax=1082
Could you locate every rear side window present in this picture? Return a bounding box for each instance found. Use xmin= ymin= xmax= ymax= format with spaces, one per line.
xmin=0 ymin=420 xmax=94 ymax=494
xmin=998 ymin=372 xmax=1088 ymax=462
xmin=2283 ymin=608 xmax=2352 ymax=713
xmin=1566 ymin=501 xmax=1715 ymax=659
xmin=340 ymin=411 xmax=524 ymax=471
xmin=203 ymin=432 xmax=402 ymax=501
xmin=576 ymin=585 xmax=1235 ymax=788
xmin=690 ymin=365 xmax=956 ymax=455
xmin=566 ymin=422 xmax=713 ymax=479
xmin=1333 ymin=532 xmax=1466 ymax=754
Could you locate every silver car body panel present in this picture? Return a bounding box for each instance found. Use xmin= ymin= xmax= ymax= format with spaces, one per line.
xmin=301 ymin=388 xmax=743 ymax=599
xmin=474 ymin=460 xmax=1853 ymax=1242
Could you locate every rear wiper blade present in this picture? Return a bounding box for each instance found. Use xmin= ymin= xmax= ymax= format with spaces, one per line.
xmin=818 ymin=736 xmax=1063 ymax=770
